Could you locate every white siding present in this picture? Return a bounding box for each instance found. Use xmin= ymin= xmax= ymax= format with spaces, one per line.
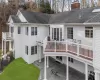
xmin=93 ymin=27 xmax=100 ymax=70
xmin=13 ymin=24 xmax=49 ymax=64
xmin=64 ymin=26 xmax=93 ymax=46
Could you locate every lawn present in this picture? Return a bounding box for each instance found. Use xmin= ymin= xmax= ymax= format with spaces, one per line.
xmin=0 ymin=58 xmax=40 ymax=80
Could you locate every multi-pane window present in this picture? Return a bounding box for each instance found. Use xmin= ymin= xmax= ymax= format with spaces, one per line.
xmin=25 ymin=27 xmax=28 ymax=35
xmin=31 ymin=46 xmax=37 ymax=55
xmin=18 ymin=27 xmax=21 ymax=34
xmin=85 ymin=27 xmax=93 ymax=38
xmin=67 ymin=27 xmax=73 ymax=39
xmin=31 ymin=27 xmax=37 ymax=35
xmin=25 ymin=46 xmax=28 ymax=55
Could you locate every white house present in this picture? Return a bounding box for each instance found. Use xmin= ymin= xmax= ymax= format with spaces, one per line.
xmin=2 ymin=7 xmax=100 ymax=80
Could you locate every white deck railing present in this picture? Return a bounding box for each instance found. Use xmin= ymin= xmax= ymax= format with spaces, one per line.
xmin=2 ymin=32 xmax=13 ymax=40
xmin=43 ymin=38 xmax=93 ymax=60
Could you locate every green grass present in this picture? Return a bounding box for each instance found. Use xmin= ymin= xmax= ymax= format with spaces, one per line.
xmin=0 ymin=58 xmax=40 ymax=80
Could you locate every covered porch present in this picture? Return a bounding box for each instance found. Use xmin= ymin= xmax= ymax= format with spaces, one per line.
xmin=42 ymin=55 xmax=93 ymax=80
xmin=33 ymin=57 xmax=92 ymax=80
xmin=2 ymin=32 xmax=14 ymax=54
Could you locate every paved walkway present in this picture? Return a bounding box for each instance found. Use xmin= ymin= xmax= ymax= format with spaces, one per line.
xmin=33 ymin=57 xmax=85 ymax=80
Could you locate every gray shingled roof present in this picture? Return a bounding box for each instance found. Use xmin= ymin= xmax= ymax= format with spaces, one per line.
xmin=20 ymin=10 xmax=51 ymax=24
xmin=49 ymin=7 xmax=98 ymax=23
xmin=11 ymin=15 xmax=21 ymax=23
xmin=85 ymin=13 xmax=100 ymax=23
xmin=11 ymin=7 xmax=100 ymax=24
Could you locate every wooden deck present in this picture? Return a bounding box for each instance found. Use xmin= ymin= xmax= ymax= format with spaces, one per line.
xmin=45 ymin=42 xmax=93 ymax=61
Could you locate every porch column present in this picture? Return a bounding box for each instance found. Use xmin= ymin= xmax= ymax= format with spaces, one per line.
xmin=85 ymin=63 xmax=88 ymax=80
xmin=4 ymin=40 xmax=6 ymax=54
xmin=38 ymin=45 xmax=41 ymax=63
xmin=47 ymin=56 xmax=49 ymax=68
xmin=9 ymin=41 xmax=12 ymax=51
xmin=39 ymin=46 xmax=42 ymax=62
xmin=66 ymin=56 xmax=69 ymax=80
xmin=44 ymin=55 xmax=47 ymax=80
xmin=12 ymin=41 xmax=14 ymax=55
xmin=2 ymin=39 xmax=3 ymax=55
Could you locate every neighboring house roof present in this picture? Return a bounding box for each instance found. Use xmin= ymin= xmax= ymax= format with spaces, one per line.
xmin=11 ymin=7 xmax=100 ymax=24
xmin=11 ymin=15 xmax=21 ymax=23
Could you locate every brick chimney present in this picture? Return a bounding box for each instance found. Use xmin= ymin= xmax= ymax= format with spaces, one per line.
xmin=71 ymin=1 xmax=80 ymax=10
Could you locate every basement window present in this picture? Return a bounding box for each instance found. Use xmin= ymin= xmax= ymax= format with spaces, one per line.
xmin=68 ymin=57 xmax=74 ymax=63
xmin=85 ymin=27 xmax=93 ymax=38
xmin=31 ymin=46 xmax=37 ymax=55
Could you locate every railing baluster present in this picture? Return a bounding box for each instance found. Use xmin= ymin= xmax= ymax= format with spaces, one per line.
xmin=55 ymin=40 xmax=56 ymax=52
xmin=66 ymin=41 xmax=67 ymax=52
xmin=77 ymin=43 xmax=79 ymax=56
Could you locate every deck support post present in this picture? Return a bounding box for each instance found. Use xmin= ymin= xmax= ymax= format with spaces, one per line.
xmin=4 ymin=40 xmax=6 ymax=54
xmin=47 ymin=56 xmax=49 ymax=68
xmin=95 ymin=70 xmax=100 ymax=80
xmin=2 ymin=39 xmax=3 ymax=55
xmin=44 ymin=55 xmax=47 ymax=80
xmin=85 ymin=63 xmax=88 ymax=80
xmin=66 ymin=56 xmax=69 ymax=80
xmin=95 ymin=72 xmax=98 ymax=80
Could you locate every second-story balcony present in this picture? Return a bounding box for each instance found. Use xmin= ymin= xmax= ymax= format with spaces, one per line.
xmin=43 ymin=37 xmax=93 ymax=61
xmin=2 ymin=32 xmax=13 ymax=41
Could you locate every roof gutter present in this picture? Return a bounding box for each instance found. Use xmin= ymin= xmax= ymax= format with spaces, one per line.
xmin=7 ymin=22 xmax=100 ymax=26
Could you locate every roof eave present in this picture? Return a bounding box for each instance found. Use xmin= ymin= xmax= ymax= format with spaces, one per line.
xmin=84 ymin=22 xmax=100 ymax=26
xmin=12 ymin=23 xmax=84 ymax=26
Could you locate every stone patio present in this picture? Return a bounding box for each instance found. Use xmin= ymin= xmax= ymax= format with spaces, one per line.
xmin=33 ymin=57 xmax=85 ymax=80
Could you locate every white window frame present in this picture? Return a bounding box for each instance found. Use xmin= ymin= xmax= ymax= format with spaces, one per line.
xmin=18 ymin=27 xmax=21 ymax=34
xmin=31 ymin=46 xmax=37 ymax=55
xmin=31 ymin=27 xmax=37 ymax=36
xmin=25 ymin=46 xmax=28 ymax=55
xmin=85 ymin=27 xmax=93 ymax=38
xmin=25 ymin=27 xmax=28 ymax=35
xmin=67 ymin=27 xmax=73 ymax=39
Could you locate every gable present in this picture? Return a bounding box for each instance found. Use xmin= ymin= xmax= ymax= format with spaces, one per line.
xmin=17 ymin=10 xmax=28 ymax=23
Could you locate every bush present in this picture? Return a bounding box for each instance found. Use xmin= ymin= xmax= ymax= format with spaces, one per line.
xmin=7 ymin=51 xmax=14 ymax=62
